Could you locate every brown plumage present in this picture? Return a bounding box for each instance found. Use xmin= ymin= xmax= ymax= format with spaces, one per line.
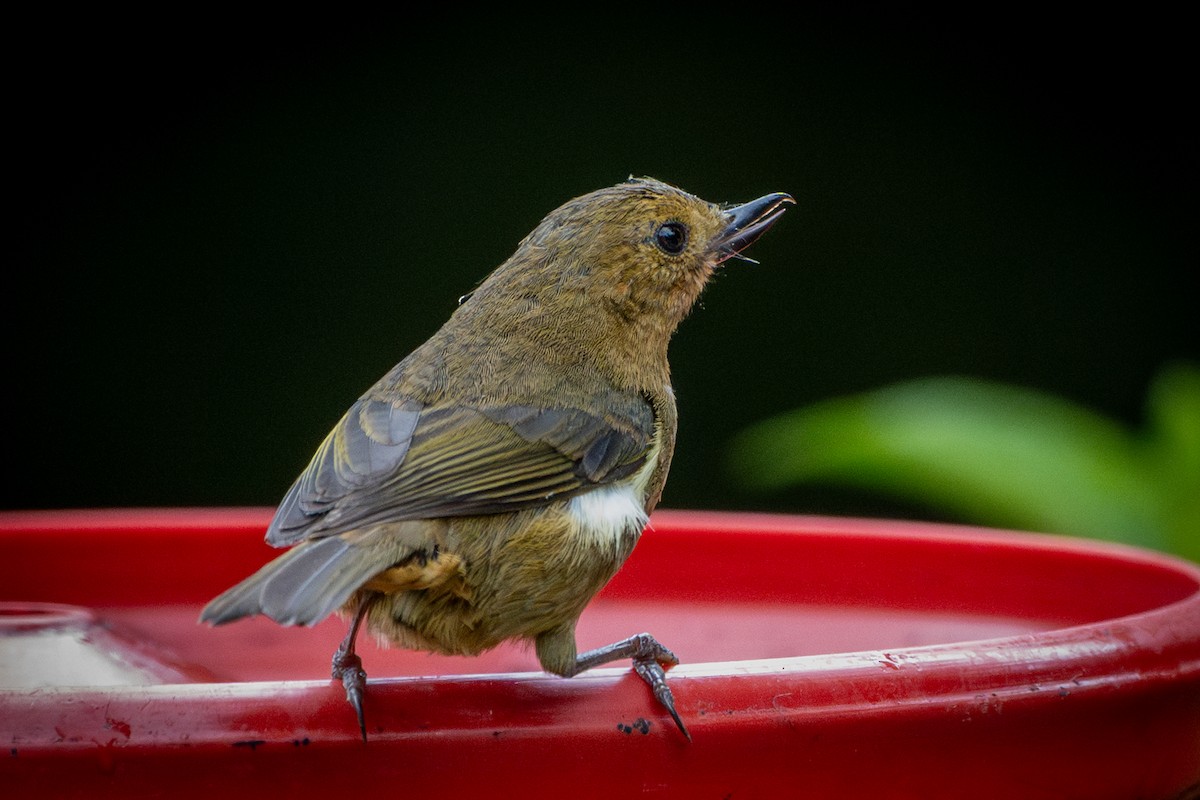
xmin=201 ymin=177 xmax=792 ymax=739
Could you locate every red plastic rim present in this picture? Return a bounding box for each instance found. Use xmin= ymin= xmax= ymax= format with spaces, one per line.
xmin=1 ymin=508 xmax=1198 ymax=800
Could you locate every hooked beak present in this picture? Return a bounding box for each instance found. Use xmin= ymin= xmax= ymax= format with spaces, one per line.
xmin=715 ymin=192 xmax=794 ymax=263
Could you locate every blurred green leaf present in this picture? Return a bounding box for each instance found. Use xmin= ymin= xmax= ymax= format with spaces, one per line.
xmin=728 ymin=363 xmax=1200 ymax=560
xmin=1144 ymin=363 xmax=1200 ymax=558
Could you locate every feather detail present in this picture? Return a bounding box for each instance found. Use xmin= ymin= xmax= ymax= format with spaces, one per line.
xmin=201 ymin=524 xmax=440 ymax=627
xmin=265 ymin=399 xmax=655 ymax=547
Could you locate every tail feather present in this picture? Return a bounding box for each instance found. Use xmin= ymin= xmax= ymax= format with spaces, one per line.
xmin=200 ymin=536 xmax=386 ymax=627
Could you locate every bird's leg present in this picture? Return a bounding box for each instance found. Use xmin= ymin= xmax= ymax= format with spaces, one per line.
xmin=331 ymin=592 xmax=379 ymax=741
xmin=538 ymin=628 xmax=689 ymax=740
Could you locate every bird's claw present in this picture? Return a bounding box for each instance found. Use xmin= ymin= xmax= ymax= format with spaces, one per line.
xmin=633 ymin=653 xmax=690 ymax=741
xmin=332 ymin=651 xmax=368 ymax=741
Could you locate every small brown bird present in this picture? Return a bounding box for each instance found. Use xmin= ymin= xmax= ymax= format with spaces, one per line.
xmin=201 ymin=177 xmax=792 ymax=739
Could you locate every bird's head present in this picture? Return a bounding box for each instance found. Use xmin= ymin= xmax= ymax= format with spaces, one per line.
xmin=449 ymin=178 xmax=792 ymax=387
xmin=500 ymin=177 xmax=793 ymax=326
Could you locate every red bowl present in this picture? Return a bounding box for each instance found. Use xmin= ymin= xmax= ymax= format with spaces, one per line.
xmin=2 ymin=508 xmax=1198 ymax=799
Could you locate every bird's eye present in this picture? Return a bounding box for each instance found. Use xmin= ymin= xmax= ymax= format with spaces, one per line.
xmin=654 ymin=222 xmax=688 ymax=255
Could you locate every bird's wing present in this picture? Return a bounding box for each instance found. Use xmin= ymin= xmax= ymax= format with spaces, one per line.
xmin=265 ymin=394 xmax=655 ymax=546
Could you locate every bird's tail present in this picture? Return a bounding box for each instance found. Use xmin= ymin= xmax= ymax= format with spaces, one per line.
xmin=199 ymin=536 xmax=386 ymax=627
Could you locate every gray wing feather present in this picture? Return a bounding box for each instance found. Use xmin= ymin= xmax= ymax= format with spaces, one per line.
xmin=267 ymin=397 xmax=422 ymax=546
xmin=264 ymin=395 xmax=655 ymax=548
xmin=479 ymin=405 xmax=648 ymax=482
xmin=200 ymin=536 xmax=387 ymax=627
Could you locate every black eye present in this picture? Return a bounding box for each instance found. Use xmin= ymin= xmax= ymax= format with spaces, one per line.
xmin=654 ymin=221 xmax=688 ymax=255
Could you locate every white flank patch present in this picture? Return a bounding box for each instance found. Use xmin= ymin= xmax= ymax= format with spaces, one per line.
xmin=566 ymin=427 xmax=661 ymax=554
xmin=567 ymin=483 xmax=648 ymax=554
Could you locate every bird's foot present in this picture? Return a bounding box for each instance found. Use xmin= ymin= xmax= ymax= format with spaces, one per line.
xmin=332 ymin=647 xmax=368 ymax=741
xmin=554 ymin=630 xmax=690 ymax=740
xmin=628 ymin=635 xmax=689 ymax=740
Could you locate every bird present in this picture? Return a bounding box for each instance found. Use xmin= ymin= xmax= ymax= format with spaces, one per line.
xmin=200 ymin=177 xmax=793 ymax=740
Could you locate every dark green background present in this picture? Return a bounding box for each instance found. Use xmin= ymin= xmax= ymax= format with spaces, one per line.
xmin=9 ymin=13 xmax=1195 ymax=520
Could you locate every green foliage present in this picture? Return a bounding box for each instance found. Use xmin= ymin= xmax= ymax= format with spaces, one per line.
xmin=727 ymin=363 xmax=1200 ymax=561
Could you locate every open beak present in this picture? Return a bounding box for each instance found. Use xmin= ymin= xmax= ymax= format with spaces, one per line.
xmin=715 ymin=192 xmax=794 ymax=263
